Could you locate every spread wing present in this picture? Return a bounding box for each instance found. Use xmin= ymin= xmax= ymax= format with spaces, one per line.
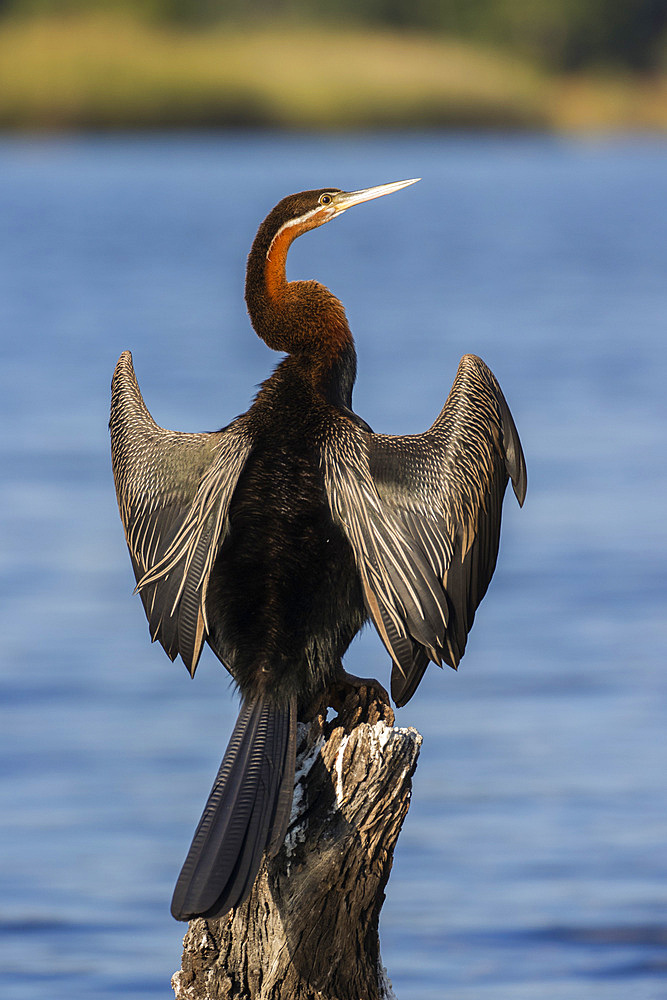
xmin=110 ymin=351 xmax=253 ymax=675
xmin=323 ymin=354 xmax=526 ymax=706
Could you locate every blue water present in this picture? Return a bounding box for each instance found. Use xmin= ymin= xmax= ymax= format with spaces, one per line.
xmin=1 ymin=133 xmax=666 ymax=999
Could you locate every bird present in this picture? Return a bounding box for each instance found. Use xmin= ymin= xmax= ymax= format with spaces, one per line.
xmin=110 ymin=178 xmax=526 ymax=923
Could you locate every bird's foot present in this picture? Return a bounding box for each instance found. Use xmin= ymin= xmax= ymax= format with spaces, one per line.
xmin=328 ymin=669 xmax=394 ymax=729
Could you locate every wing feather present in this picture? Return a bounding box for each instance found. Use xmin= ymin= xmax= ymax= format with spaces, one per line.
xmin=110 ymin=351 xmax=253 ymax=674
xmin=323 ymin=354 xmax=526 ymax=706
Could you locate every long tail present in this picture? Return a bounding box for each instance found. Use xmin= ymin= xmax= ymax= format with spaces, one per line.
xmin=171 ymin=693 xmax=297 ymax=922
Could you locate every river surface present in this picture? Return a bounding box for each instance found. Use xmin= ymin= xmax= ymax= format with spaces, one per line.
xmin=1 ymin=132 xmax=666 ymax=999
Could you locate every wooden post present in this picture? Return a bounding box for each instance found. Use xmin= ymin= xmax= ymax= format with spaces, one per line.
xmin=172 ymin=686 xmax=422 ymax=1000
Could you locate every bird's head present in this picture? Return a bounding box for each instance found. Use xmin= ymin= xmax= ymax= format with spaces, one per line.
xmin=262 ymin=178 xmax=421 ymax=259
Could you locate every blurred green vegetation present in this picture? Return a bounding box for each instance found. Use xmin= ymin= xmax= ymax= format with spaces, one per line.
xmin=4 ymin=0 xmax=667 ymax=71
xmin=1 ymin=2 xmax=667 ymax=130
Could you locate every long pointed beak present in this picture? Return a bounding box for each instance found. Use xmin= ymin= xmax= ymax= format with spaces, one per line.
xmin=331 ymin=178 xmax=420 ymax=216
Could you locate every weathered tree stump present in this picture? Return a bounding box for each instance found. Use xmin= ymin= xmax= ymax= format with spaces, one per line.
xmin=172 ymin=686 xmax=422 ymax=1000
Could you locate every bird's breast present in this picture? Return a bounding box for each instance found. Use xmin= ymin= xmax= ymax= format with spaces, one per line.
xmin=204 ymin=424 xmax=366 ymax=705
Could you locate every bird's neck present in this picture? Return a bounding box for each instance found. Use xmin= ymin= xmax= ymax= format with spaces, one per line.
xmin=245 ymin=219 xmax=356 ymax=405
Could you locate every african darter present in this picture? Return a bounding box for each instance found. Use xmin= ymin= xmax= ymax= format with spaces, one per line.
xmin=110 ymin=179 xmax=526 ymax=922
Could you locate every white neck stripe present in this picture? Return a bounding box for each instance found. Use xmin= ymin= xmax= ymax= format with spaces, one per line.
xmin=267 ymin=207 xmax=323 ymax=259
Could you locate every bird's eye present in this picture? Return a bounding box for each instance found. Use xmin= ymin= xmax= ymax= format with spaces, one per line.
xmin=319 ymin=193 xmax=333 ymax=206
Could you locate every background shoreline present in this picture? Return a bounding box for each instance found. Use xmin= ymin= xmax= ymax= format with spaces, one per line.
xmin=2 ymin=14 xmax=667 ymax=133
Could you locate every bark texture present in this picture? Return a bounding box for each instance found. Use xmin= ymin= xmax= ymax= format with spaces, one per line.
xmin=172 ymin=686 xmax=422 ymax=1000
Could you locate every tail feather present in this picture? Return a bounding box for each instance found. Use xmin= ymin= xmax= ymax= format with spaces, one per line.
xmin=171 ymin=694 xmax=296 ymax=922
xmin=220 ymin=747 xmax=276 ymax=912
xmin=267 ymin=705 xmax=297 ymax=857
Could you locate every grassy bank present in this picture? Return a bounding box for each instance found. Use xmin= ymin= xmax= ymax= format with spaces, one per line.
xmin=1 ymin=14 xmax=666 ymax=132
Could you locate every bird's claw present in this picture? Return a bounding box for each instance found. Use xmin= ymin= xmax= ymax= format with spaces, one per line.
xmin=328 ymin=669 xmax=394 ymax=728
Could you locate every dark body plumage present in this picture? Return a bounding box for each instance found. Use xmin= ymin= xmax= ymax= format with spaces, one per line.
xmin=110 ymin=180 xmax=526 ymax=922
xmin=205 ymin=361 xmax=368 ymax=707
